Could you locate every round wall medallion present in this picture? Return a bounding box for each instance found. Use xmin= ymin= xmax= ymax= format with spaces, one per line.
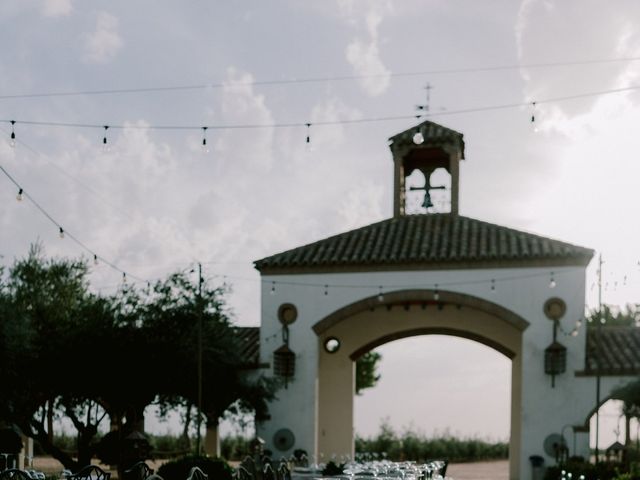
xmin=273 ymin=428 xmax=295 ymax=451
xmin=543 ymin=433 xmax=566 ymax=456
xmin=324 ymin=337 xmax=341 ymax=353
xmin=278 ymin=303 xmax=298 ymax=325
xmin=544 ymin=297 xmax=566 ymax=321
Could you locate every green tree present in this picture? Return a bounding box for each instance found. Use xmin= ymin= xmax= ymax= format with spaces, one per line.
xmin=587 ymin=304 xmax=640 ymax=327
xmin=612 ymin=380 xmax=640 ymax=451
xmin=0 ymin=248 xmax=277 ymax=468
xmin=355 ymin=351 xmax=382 ymax=394
xmin=0 ymin=244 xmax=112 ymax=469
xmin=141 ymin=272 xmax=277 ymax=439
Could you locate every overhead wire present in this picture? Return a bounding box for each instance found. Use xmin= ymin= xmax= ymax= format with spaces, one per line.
xmin=0 ymin=162 xmax=145 ymax=282
xmin=0 ymin=124 xmax=137 ymax=222
xmin=2 ymin=83 xmax=639 ymax=135
xmin=1 ymin=56 xmax=640 ymax=100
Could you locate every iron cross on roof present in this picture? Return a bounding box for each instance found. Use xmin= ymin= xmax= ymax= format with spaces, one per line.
xmin=416 ymin=83 xmax=434 ymax=113
xmin=409 ymin=176 xmax=446 ymax=211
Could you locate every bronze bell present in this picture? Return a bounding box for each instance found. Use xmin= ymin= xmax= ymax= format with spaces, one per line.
xmin=422 ymin=191 xmax=434 ymax=209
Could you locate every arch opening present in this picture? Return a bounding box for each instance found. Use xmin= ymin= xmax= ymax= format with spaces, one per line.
xmin=353 ymin=334 xmax=511 ymax=474
xmin=315 ymin=289 xmax=525 ymax=479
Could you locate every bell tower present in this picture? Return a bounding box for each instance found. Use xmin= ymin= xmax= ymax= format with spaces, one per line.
xmin=388 ymin=120 xmax=465 ymax=217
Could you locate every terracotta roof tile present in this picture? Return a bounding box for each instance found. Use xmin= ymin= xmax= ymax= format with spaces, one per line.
xmin=234 ymin=326 xmax=260 ymax=367
xmin=254 ymin=214 xmax=594 ymax=273
xmin=584 ymin=327 xmax=640 ymax=375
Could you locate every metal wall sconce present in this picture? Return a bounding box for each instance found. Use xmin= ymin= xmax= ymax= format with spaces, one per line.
xmin=544 ymin=297 xmax=567 ymax=388
xmin=273 ymin=303 xmax=298 ymax=387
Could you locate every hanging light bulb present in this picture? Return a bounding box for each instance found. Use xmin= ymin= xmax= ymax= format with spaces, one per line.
xmin=433 ymin=284 xmax=440 ymax=301
xmin=324 ymin=284 xmax=328 ymax=296
xmin=270 ymin=281 xmax=276 ymax=295
xmin=201 ymin=127 xmax=210 ymax=153
xmin=58 ymin=227 xmax=65 ymax=239
xmin=9 ymin=120 xmax=16 ymax=147
xmin=16 ymin=188 xmax=23 ymax=201
xmin=412 ymin=128 xmax=424 ymax=145
xmin=305 ymin=123 xmax=312 ymax=152
xmin=531 ymin=101 xmax=538 ymax=133
xmin=102 ymin=126 xmax=110 ymax=152
xmin=377 ymin=286 xmax=384 ymax=302
xmin=549 ymin=272 xmax=556 ymax=289
xmin=490 ymin=279 xmax=496 ymax=293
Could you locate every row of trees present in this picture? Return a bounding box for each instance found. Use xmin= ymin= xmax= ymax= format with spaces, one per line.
xmin=0 ymin=245 xmax=278 ymax=469
xmin=0 ymin=245 xmax=383 ymax=470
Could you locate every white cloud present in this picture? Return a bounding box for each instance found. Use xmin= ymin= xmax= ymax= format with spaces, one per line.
xmin=83 ymin=12 xmax=123 ymax=64
xmin=340 ymin=0 xmax=392 ymax=96
xmin=309 ymin=97 xmax=362 ymax=149
xmin=42 ymin=0 xmax=72 ymax=17
xmin=216 ymin=67 xmax=275 ymax=171
xmin=337 ymin=182 xmax=384 ymax=231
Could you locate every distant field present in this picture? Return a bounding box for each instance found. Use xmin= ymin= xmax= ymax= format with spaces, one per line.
xmin=33 ymin=456 xmax=509 ymax=480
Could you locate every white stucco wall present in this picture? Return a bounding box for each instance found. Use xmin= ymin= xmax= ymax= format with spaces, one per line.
xmin=257 ymin=264 xmax=612 ymax=480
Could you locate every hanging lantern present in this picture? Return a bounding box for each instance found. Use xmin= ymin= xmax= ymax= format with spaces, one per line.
xmin=274 ymin=344 xmax=296 ymax=380
xmin=544 ymin=341 xmax=567 ymax=387
xmin=543 ymin=298 xmax=567 ymax=388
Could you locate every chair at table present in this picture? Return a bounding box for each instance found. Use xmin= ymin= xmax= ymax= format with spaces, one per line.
xmin=276 ymin=461 xmax=291 ymax=480
xmin=233 ymin=466 xmax=253 ymax=480
xmin=122 ymin=462 xmax=154 ymax=480
xmin=438 ymin=460 xmax=448 ymax=478
xmin=186 ymin=466 xmax=207 ymax=480
xmin=239 ymin=457 xmax=256 ymax=478
xmin=0 ymin=469 xmax=32 ymax=480
xmin=66 ymin=465 xmax=111 ymax=480
xmin=262 ymin=463 xmax=275 ymax=480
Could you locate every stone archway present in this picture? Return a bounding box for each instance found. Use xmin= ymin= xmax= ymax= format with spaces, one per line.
xmin=314 ymin=289 xmax=528 ymax=479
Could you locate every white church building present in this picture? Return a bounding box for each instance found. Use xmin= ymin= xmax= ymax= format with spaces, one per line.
xmin=250 ymin=120 xmax=640 ymax=480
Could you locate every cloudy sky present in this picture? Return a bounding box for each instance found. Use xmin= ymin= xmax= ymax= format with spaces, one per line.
xmin=2 ymin=0 xmax=640 ymax=442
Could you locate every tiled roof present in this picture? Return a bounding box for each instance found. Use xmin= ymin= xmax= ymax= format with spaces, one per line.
xmin=254 ymin=214 xmax=594 ymax=273
xmin=584 ymin=327 xmax=640 ymax=375
xmin=388 ymin=120 xmax=465 ymax=158
xmin=234 ymin=326 xmax=260 ymax=367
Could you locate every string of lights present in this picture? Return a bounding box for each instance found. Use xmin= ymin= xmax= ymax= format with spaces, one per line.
xmin=2 ymin=83 xmax=639 ymax=148
xmin=0 ymin=162 xmax=145 ymax=283
xmin=0 ymin=124 xmax=137 ymax=223
xmin=1 ymin=56 xmax=639 ymax=100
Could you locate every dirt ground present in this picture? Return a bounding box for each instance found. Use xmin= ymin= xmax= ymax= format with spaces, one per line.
xmin=32 ymin=456 xmax=509 ymax=480
xmin=446 ymin=460 xmax=508 ymax=480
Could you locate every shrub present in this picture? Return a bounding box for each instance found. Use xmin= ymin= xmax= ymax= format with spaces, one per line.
xmin=0 ymin=428 xmax=23 ymax=454
xmin=355 ymin=422 xmax=508 ymax=463
xmin=220 ymin=436 xmax=250 ymax=461
xmin=157 ymin=455 xmax=233 ymax=480
xmin=544 ymin=460 xmax=624 ymax=480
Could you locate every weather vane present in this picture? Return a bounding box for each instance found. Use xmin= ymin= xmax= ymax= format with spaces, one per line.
xmin=416 ymin=83 xmax=434 ymax=113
